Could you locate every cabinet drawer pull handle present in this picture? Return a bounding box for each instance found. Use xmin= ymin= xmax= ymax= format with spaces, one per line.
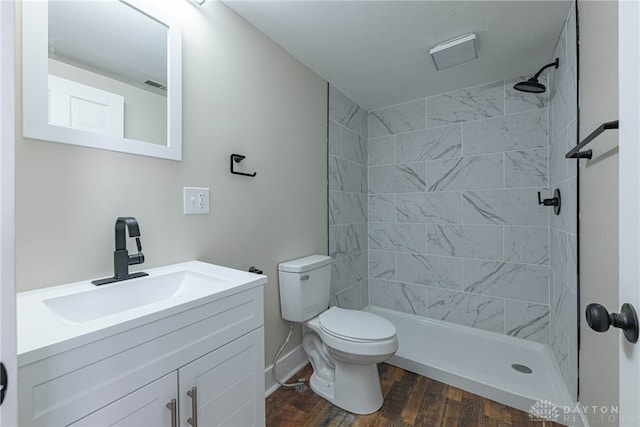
xmin=166 ymin=399 xmax=177 ymax=427
xmin=187 ymin=387 xmax=198 ymax=426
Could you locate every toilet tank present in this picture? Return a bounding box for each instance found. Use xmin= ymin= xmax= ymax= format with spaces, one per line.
xmin=278 ymin=255 xmax=332 ymax=322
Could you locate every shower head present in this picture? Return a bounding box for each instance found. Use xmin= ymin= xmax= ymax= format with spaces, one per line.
xmin=513 ymin=58 xmax=559 ymax=94
xmin=513 ymin=79 xmax=547 ymax=93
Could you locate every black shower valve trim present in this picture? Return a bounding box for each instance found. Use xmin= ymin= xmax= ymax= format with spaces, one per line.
xmin=537 ymin=189 xmax=561 ymax=215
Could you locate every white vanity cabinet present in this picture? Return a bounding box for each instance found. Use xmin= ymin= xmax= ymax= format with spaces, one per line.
xmin=18 ymin=271 xmax=266 ymax=427
xmin=71 ymin=372 xmax=178 ymax=427
xmin=71 ymin=328 xmax=264 ymax=427
xmin=178 ymin=329 xmax=264 ymax=426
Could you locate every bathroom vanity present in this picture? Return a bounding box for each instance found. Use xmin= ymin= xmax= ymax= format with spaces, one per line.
xmin=17 ymin=261 xmax=267 ymax=426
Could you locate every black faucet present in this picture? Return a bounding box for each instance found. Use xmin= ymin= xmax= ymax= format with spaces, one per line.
xmin=92 ymin=217 xmax=148 ymax=286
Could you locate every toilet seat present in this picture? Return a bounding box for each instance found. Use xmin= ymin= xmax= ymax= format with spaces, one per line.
xmin=305 ymin=308 xmax=398 ymax=357
xmin=319 ymin=307 xmax=396 ymax=342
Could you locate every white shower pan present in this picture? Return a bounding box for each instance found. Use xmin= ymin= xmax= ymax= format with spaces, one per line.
xmin=365 ymin=306 xmax=577 ymax=422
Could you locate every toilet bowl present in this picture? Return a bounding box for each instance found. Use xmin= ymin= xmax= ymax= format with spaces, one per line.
xmin=302 ymin=307 xmax=398 ymax=414
xmin=278 ymin=255 xmax=398 ymax=414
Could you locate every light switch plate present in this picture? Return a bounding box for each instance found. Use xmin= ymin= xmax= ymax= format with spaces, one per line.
xmin=184 ymin=187 xmax=210 ymax=214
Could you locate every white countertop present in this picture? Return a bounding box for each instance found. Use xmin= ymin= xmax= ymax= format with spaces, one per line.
xmin=17 ymin=261 xmax=267 ymax=366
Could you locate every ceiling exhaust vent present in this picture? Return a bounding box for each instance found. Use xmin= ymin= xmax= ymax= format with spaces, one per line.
xmin=144 ymin=80 xmax=167 ymax=91
xmin=430 ymin=33 xmax=478 ymax=71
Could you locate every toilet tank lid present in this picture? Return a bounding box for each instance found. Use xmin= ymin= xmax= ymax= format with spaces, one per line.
xmin=278 ymin=255 xmax=331 ymax=273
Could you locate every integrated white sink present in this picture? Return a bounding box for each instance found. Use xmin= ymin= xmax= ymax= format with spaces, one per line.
xmin=43 ymin=270 xmax=227 ymax=324
xmin=17 ymin=260 xmax=267 ymax=364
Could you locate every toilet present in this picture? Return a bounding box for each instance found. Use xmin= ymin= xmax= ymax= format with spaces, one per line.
xmin=278 ymin=255 xmax=398 ymax=414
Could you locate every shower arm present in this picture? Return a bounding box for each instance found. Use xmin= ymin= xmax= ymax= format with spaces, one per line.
xmin=531 ymin=58 xmax=559 ymax=80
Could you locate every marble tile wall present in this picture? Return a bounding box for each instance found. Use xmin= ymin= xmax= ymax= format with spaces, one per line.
xmin=328 ymin=85 xmax=369 ymax=309
xmin=328 ymin=5 xmax=577 ymax=400
xmin=367 ymin=72 xmax=554 ymax=345
xmin=548 ymin=4 xmax=579 ymax=400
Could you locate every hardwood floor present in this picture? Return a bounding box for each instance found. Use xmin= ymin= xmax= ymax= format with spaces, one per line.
xmin=266 ymin=364 xmax=564 ymax=427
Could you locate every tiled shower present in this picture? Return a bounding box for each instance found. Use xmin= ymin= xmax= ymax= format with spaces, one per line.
xmin=328 ymin=86 xmax=369 ymax=310
xmin=367 ymin=80 xmax=551 ymax=341
xmin=328 ymin=3 xmax=577 ymax=399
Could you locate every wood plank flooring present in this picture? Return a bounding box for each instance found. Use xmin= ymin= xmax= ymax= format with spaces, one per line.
xmin=266 ymin=364 xmax=565 ymax=427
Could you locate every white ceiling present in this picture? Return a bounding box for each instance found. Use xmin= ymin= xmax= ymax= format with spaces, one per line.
xmin=223 ymin=0 xmax=572 ymax=110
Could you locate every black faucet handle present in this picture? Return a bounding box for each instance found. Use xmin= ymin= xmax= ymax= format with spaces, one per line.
xmin=128 ymin=252 xmax=145 ymax=265
xmin=128 ymin=237 xmax=144 ymax=265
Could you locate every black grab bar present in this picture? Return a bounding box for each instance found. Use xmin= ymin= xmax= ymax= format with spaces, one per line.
xmin=565 ymin=120 xmax=619 ymax=160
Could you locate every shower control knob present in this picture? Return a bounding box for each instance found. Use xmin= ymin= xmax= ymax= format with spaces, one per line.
xmin=537 ymin=189 xmax=561 ymax=215
xmin=585 ymin=303 xmax=639 ymax=343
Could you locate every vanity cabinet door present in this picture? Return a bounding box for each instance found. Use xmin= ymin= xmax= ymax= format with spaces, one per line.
xmin=70 ymin=372 xmax=177 ymax=427
xmin=179 ymin=327 xmax=265 ymax=427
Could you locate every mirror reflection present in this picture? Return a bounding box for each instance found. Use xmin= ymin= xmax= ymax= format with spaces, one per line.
xmin=47 ymin=0 xmax=168 ymax=146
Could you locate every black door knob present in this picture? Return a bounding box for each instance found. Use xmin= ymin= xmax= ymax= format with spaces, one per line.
xmin=585 ymin=303 xmax=639 ymax=343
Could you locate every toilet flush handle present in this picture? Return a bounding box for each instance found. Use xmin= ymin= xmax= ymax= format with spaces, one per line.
xmin=301 ymin=275 xmax=310 ymax=281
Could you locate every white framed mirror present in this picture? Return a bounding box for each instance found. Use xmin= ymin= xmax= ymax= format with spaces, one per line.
xmin=22 ymin=0 xmax=182 ymax=161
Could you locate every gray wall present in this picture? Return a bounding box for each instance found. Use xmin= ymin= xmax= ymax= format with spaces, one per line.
xmin=548 ymin=3 xmax=579 ymax=401
xmin=577 ymin=0 xmax=619 ymax=422
xmin=328 ymin=85 xmax=369 ymax=309
xmin=366 ymin=75 xmax=552 ymax=341
xmin=16 ymin=1 xmax=328 ymax=367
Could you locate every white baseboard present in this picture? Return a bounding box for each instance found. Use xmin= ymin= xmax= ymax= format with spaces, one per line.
xmin=264 ymin=344 xmax=308 ymax=397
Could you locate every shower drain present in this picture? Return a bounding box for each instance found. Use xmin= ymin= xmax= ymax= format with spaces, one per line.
xmin=511 ymin=363 xmax=533 ymax=374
